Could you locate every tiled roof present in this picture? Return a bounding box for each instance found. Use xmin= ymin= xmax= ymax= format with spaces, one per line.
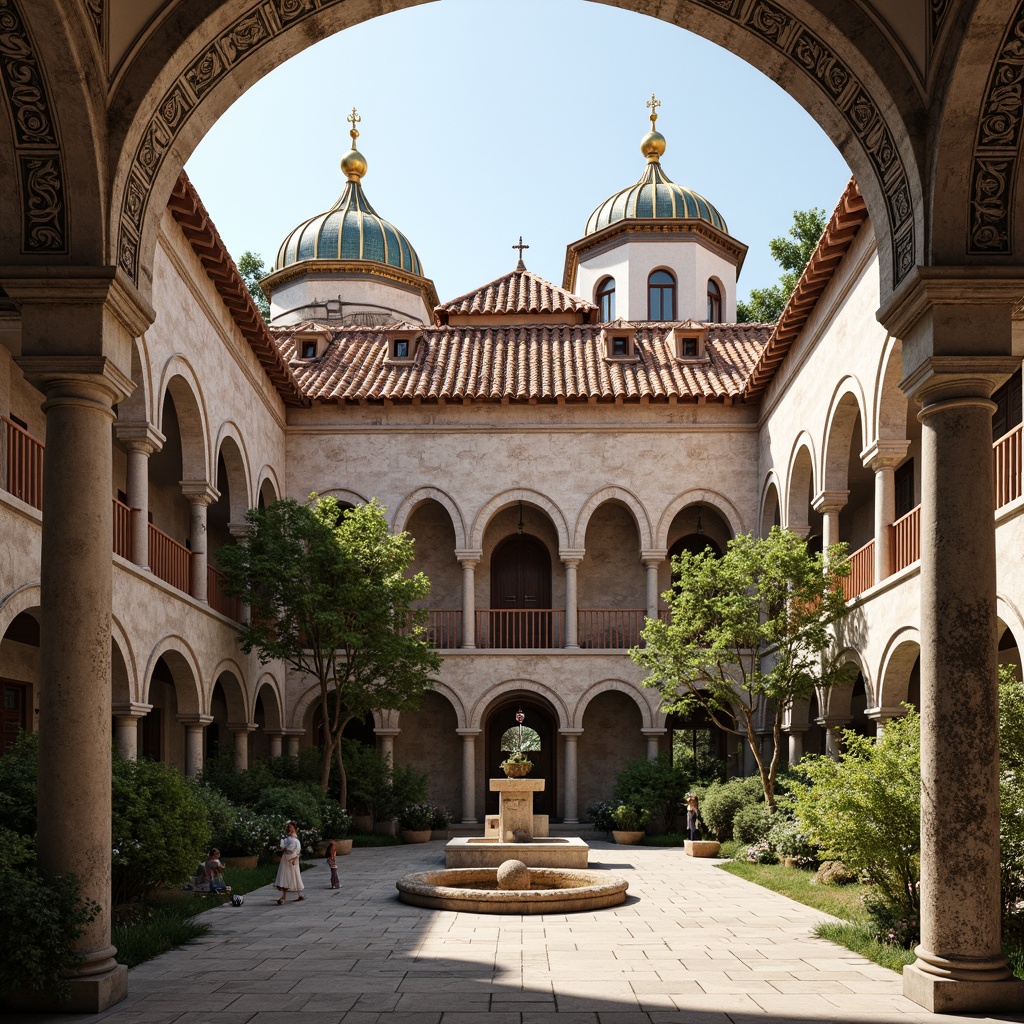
xmin=744 ymin=178 xmax=868 ymax=400
xmin=168 ymin=173 xmax=305 ymax=407
xmin=274 ymin=322 xmax=769 ymax=404
xmin=436 ymin=267 xmax=596 ymax=321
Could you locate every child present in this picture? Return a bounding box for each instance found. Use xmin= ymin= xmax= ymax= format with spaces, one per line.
xmin=326 ymin=840 xmax=340 ymax=890
xmin=204 ymin=848 xmax=228 ymax=894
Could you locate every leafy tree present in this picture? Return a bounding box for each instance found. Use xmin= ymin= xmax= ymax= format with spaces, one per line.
xmin=612 ymin=753 xmax=688 ymax=832
xmin=217 ymin=496 xmax=441 ymax=808
xmin=237 ymin=250 xmax=270 ymax=323
xmin=736 ymin=208 xmax=826 ymax=322
xmin=998 ymin=664 xmax=1024 ymax=932
xmin=631 ymin=527 xmax=851 ymax=810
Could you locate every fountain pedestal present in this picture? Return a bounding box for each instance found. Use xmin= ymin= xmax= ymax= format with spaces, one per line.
xmin=491 ymin=777 xmax=545 ymax=841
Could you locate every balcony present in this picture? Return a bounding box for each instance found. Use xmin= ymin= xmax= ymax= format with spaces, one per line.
xmin=148 ymin=522 xmax=191 ymax=594
xmin=3 ymin=416 xmax=43 ymax=510
xmin=475 ymin=609 xmax=565 ymax=650
xmin=994 ymin=423 xmax=1023 ymax=509
xmin=578 ymin=609 xmax=646 ymax=649
xmin=891 ymin=504 xmax=920 ymax=574
xmin=208 ymin=565 xmax=242 ymax=622
xmin=842 ymin=540 xmax=875 ymax=601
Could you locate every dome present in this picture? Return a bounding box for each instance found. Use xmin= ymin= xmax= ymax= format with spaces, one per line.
xmin=585 ymin=108 xmax=728 ymax=236
xmin=274 ymin=113 xmax=423 ymax=277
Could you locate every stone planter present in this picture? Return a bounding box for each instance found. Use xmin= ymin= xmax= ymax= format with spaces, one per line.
xmin=501 ymin=761 xmax=533 ymax=778
xmin=316 ymin=838 xmax=354 ymax=857
xmin=684 ymin=840 xmax=721 ymax=858
xmin=222 ymin=855 xmax=258 ymax=871
xmin=401 ymin=829 xmax=432 ymax=844
xmin=351 ymin=813 xmax=374 ymax=834
xmin=612 ymin=830 xmax=645 ymax=845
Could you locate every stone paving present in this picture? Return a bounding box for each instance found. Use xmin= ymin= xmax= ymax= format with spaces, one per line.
xmin=8 ymin=840 xmax=1024 ymax=1024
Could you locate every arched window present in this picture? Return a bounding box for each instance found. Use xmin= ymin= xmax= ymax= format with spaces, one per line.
xmin=596 ymin=277 xmax=615 ymax=321
xmin=648 ymin=269 xmax=676 ymax=320
xmin=707 ymin=278 xmax=722 ymax=321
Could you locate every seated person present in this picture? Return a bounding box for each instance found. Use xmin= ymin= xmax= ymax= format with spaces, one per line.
xmin=202 ymin=848 xmax=228 ymax=893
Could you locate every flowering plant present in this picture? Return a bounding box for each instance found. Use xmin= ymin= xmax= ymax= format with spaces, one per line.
xmin=398 ymin=802 xmax=436 ymax=831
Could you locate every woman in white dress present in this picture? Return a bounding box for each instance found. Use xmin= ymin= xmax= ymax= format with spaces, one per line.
xmin=274 ymin=821 xmax=304 ymax=903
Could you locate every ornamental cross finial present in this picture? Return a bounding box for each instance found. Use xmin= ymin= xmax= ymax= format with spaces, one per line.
xmin=513 ymin=235 xmax=529 ymax=269
xmin=347 ymin=106 xmax=361 ymax=142
xmin=647 ymin=92 xmax=661 ymax=129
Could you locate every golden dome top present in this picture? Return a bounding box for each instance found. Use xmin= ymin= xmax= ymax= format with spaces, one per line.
xmin=340 ymin=107 xmax=367 ymax=182
xmin=641 ymin=130 xmax=666 ymax=161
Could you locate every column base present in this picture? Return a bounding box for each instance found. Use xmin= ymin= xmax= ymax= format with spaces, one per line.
xmin=7 ymin=963 xmax=128 ymax=1013
xmin=904 ymin=961 xmax=1024 ymax=1013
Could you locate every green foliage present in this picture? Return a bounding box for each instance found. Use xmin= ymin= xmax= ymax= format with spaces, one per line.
xmin=632 ymin=527 xmax=851 ymax=810
xmin=0 ymin=729 xmax=39 ymax=837
xmin=999 ymin=664 xmax=1024 ymax=933
xmin=671 ymin=730 xmax=726 ymax=787
xmin=111 ymin=755 xmax=211 ymax=904
xmin=113 ymin=900 xmax=211 ymax=970
xmin=698 ymin=776 xmax=765 ymax=841
xmin=767 ymin=814 xmax=819 ymax=866
xmin=191 ymin=784 xmax=238 ymax=845
xmin=341 ymin=739 xmax=427 ymax=820
xmin=254 ymin=782 xmax=324 ymax=834
xmin=237 ymin=250 xmax=270 ymax=322
xmin=611 ymin=804 xmax=650 ymax=831
xmin=398 ymin=802 xmax=435 ymax=830
xmin=789 ymin=711 xmax=920 ymax=942
xmin=221 ymin=806 xmax=279 ymax=858
xmin=431 ymin=805 xmax=454 ymax=830
xmin=612 ymin=753 xmax=688 ymax=832
xmin=736 ymin=208 xmax=826 ymax=322
xmin=733 ymin=802 xmax=774 ymax=845
xmin=319 ymin=802 xmax=352 ymax=840
xmin=217 ymin=497 xmax=441 ymax=806
xmin=0 ymin=827 xmax=98 ymax=1002
xmin=814 ymin=921 xmax=917 ymax=973
xmin=586 ymin=801 xmax=617 ymax=835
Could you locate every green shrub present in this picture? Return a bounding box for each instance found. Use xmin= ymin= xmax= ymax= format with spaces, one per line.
xmin=430 ymin=805 xmax=453 ymax=830
xmin=700 ymin=776 xmax=764 ymax=841
xmin=111 ymin=755 xmax=211 ymax=904
xmin=344 ymin=741 xmax=427 ymax=820
xmin=254 ymin=782 xmax=324 ymax=834
xmin=733 ymin=803 xmax=774 ymax=845
xmin=586 ymin=801 xmax=616 ymax=834
xmin=790 ymin=711 xmax=920 ymax=943
xmin=612 ymin=753 xmax=688 ymax=833
xmin=768 ymin=814 xmax=819 ymax=867
xmin=398 ymin=802 xmax=435 ymax=830
xmin=0 ymin=731 xmax=38 ymax=837
xmin=611 ymin=804 xmax=650 ymax=831
xmin=0 ymin=827 xmax=98 ymax=1002
xmin=192 ymin=784 xmax=238 ymax=848
xmin=1000 ymin=666 xmax=1024 ymax=935
xmin=319 ymin=802 xmax=352 ymax=840
xmin=220 ymin=806 xmax=279 ymax=857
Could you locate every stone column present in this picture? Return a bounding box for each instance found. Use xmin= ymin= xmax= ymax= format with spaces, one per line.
xmin=12 ymin=266 xmax=152 ymax=1013
xmin=821 ymin=719 xmax=847 ymax=760
xmin=230 ymin=724 xmax=257 ymax=770
xmin=812 ymin=489 xmax=848 ymax=560
xmin=179 ymin=715 xmax=212 ymax=777
xmin=866 ymin=705 xmax=907 ymax=739
xmin=181 ymin=482 xmax=218 ymax=602
xmin=114 ymin=423 xmax=163 ymax=569
xmin=456 ymin=551 xmax=480 ymax=648
xmin=228 ymin=521 xmax=251 ymax=622
xmin=376 ymin=727 xmax=400 ymax=765
xmin=285 ymin=730 xmax=303 ymax=757
xmin=112 ymin=702 xmax=152 ymax=761
xmin=560 ymin=729 xmax=583 ymax=823
xmin=561 ymin=552 xmax=583 ymax=648
xmin=640 ymin=551 xmax=666 ymax=622
xmin=267 ymin=732 xmax=284 ymax=758
xmin=786 ymin=726 xmax=807 ymax=766
xmin=863 ymin=440 xmax=909 ymax=583
xmin=641 ymin=727 xmax=666 ymax=761
xmin=457 ymin=728 xmax=481 ymax=823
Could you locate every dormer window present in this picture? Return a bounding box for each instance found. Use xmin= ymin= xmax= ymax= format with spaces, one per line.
xmin=385 ymin=328 xmax=419 ymax=364
xmin=393 ymin=339 xmax=409 ymax=359
xmin=602 ymin=323 xmax=638 ymax=361
xmin=611 ymin=335 xmax=630 ymax=357
xmin=682 ymin=337 xmax=698 ymax=357
xmin=293 ymin=330 xmax=329 ymax=360
xmin=300 ymin=339 xmax=317 ymax=359
xmin=669 ymin=323 xmax=708 ymax=362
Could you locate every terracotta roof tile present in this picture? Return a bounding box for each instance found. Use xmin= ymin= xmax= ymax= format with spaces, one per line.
xmin=273 ymin=321 xmax=770 ymax=404
xmin=436 ymin=267 xmax=596 ymax=320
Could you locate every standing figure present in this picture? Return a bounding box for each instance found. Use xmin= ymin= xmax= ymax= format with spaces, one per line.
xmin=275 ymin=821 xmax=305 ymax=904
xmin=685 ymin=792 xmax=700 ymax=842
xmin=326 ymin=840 xmax=340 ymax=889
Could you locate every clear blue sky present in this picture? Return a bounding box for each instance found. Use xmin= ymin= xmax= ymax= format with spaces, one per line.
xmin=186 ymin=0 xmax=852 ymax=307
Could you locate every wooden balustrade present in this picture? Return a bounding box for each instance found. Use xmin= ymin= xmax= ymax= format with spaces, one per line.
xmin=475 ymin=609 xmax=565 ymax=649
xmin=891 ymin=504 xmax=921 ymax=573
xmin=577 ymin=609 xmax=646 ymax=649
xmin=3 ymin=416 xmax=43 ymax=510
xmin=207 ymin=565 xmax=242 ymax=621
xmin=842 ymin=540 xmax=875 ymax=600
xmin=148 ymin=523 xmax=191 ymax=594
xmin=994 ymin=423 xmax=1023 ymax=509
xmin=112 ymin=498 xmax=133 ymax=560
xmin=425 ymin=609 xmax=462 ymax=648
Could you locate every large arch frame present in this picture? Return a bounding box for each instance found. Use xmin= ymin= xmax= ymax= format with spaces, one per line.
xmin=820 ymin=378 xmax=870 ymax=493
xmin=469 ymin=489 xmax=570 ymax=552
xmin=759 ymin=473 xmax=783 ymax=538
xmin=785 ymin=435 xmax=817 ymax=533
xmin=569 ymin=679 xmax=657 ymax=731
xmin=573 ymin=486 xmax=653 ymax=550
xmin=253 ymin=672 xmax=285 ymax=733
xmin=213 ymin=422 xmax=254 ymax=523
xmin=467 ymin=678 xmax=571 ymax=732
xmin=876 ymin=626 xmax=922 ymax=710
xmin=141 ymin=634 xmax=205 ymax=716
xmin=655 ymin=488 xmax=745 ymax=549
xmin=390 ymin=486 xmax=469 ymax=549
xmin=156 ymin=357 xmax=212 ymax=485
xmin=208 ymin=657 xmax=250 ymax=722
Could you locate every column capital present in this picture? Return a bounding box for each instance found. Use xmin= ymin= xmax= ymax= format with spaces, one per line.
xmin=816 ymin=716 xmax=849 ymax=729
xmin=455 ymin=549 xmax=482 ymax=565
xmin=812 ymin=489 xmax=849 ymax=515
xmin=456 ymin=728 xmax=482 ymax=737
xmin=559 ymin=729 xmax=584 ymax=738
xmin=374 ymin=727 xmax=401 ymax=738
xmin=264 ymin=730 xmax=286 ymax=739
xmin=900 ymin=355 xmax=1020 ymax=406
xmin=865 ymin=705 xmax=909 ymax=722
xmin=17 ymin=355 xmax=135 ymax=407
xmin=115 ymin=421 xmax=165 ymax=454
xmin=640 ymin=549 xmax=668 ymax=564
xmin=783 ymin=723 xmax=810 ymax=734
xmin=228 ymin=722 xmax=259 ymax=734
xmin=176 ymin=714 xmax=214 ymax=728
xmin=280 ymin=727 xmax=306 ymax=737
xmin=559 ymin=550 xmax=585 ymax=566
xmin=861 ymin=439 xmax=910 ymax=471
xmin=640 ymin=727 xmax=667 ymax=738
xmin=228 ymin=521 xmax=250 ymax=539
xmin=112 ymin=701 xmax=152 ymax=719
xmin=180 ymin=480 xmax=220 ymax=504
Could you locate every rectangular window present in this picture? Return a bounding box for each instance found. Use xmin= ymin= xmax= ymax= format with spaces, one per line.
xmin=394 ymin=339 xmax=409 ymax=359
xmin=682 ymin=338 xmax=698 ymax=357
xmin=611 ymin=336 xmax=629 ymax=357
xmin=300 ymin=340 xmax=317 ymax=359
xmin=992 ymin=368 xmax=1022 ymax=440
xmin=895 ymin=460 xmax=914 ymax=519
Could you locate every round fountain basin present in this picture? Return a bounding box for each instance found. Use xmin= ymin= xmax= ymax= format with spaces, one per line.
xmin=396 ymin=866 xmax=628 ymax=914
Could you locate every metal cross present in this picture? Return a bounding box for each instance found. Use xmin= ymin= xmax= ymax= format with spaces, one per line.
xmin=513 ymin=236 xmax=529 ymax=268
xmin=647 ymin=93 xmax=661 ymax=128
xmin=347 ymin=107 xmax=361 ymax=138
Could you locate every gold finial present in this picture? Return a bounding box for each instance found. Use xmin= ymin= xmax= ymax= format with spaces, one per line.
xmin=341 ymin=106 xmax=367 ymax=182
xmin=646 ymin=93 xmax=661 ymax=130
xmin=513 ymin=236 xmax=529 ymax=271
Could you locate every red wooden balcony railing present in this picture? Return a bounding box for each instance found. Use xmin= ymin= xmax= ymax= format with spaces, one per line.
xmin=148 ymin=523 xmax=190 ymax=594
xmin=3 ymin=416 xmax=43 ymax=510
xmin=475 ymin=609 xmax=565 ymax=649
xmin=842 ymin=540 xmax=875 ymax=600
xmin=994 ymin=423 xmax=1023 ymax=509
xmin=425 ymin=609 xmax=462 ymax=648
xmin=112 ymin=498 xmax=133 ymax=560
xmin=578 ymin=609 xmax=646 ymax=649
xmin=891 ymin=504 xmax=921 ymax=573
xmin=207 ymin=565 xmax=242 ymax=621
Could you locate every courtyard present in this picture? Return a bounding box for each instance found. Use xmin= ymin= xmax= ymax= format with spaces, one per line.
xmin=4 ymin=841 xmax=1018 ymax=1024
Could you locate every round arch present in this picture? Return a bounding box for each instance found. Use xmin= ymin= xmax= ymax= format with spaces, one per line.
xmin=470 ymin=489 xmax=570 ymax=552
xmin=256 ymin=465 xmax=282 ymax=507
xmin=467 ymin=678 xmax=570 ymax=732
xmin=208 ymin=657 xmax=249 ymax=721
xmin=655 ymin=488 xmax=744 ymax=549
xmin=110 ymin=614 xmax=140 ymax=706
xmin=570 ymin=679 xmax=656 ymax=731
xmin=823 ymin=648 xmax=871 ymax=719
xmin=390 ymin=486 xmax=468 ymax=549
xmin=318 ymin=487 xmax=370 ymax=509
xmin=785 ymin=434 xmax=818 ymax=535
xmin=117 ymin=335 xmax=156 ymax=426
xmin=873 ymin=335 xmax=908 ymax=444
xmin=425 ymin=681 xmax=468 ymax=731
xmin=214 ymin=423 xmax=254 ymax=521
xmin=156 ymin=359 xmax=211 ymax=484
xmin=877 ymin=626 xmax=922 ymax=710
xmin=253 ymin=672 xmax=284 ymax=733
xmin=821 ymin=379 xmax=868 ymax=493
xmin=0 ymin=582 xmax=41 ymax=639
xmin=759 ymin=474 xmax=782 ymax=538
xmin=573 ymin=486 xmax=653 ymax=550
xmin=141 ymin=635 xmax=204 ymax=716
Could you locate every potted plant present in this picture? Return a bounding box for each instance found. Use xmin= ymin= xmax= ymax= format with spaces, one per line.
xmin=430 ymin=804 xmax=454 ymax=839
xmin=399 ymin=802 xmax=435 ymax=843
xmin=611 ymin=804 xmax=649 ymax=845
xmin=220 ymin=808 xmax=276 ymax=869
xmin=318 ymin=804 xmax=354 ymax=856
xmin=500 ymin=749 xmax=533 ymax=778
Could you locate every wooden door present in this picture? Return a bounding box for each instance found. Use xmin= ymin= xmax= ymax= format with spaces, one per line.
xmin=485 ymin=701 xmax=555 ymax=817
xmin=490 ymin=534 xmax=552 ymax=647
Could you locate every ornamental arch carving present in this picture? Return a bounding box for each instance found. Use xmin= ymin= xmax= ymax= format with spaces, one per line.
xmin=573 ymin=486 xmax=653 ymax=551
